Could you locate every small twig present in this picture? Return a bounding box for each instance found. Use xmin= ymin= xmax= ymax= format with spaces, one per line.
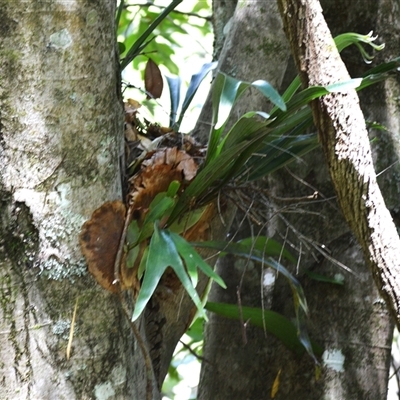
xmin=0 ymin=321 xmax=51 ymax=335
xmin=66 ymin=297 xmax=78 ymax=360
xmin=179 ymin=340 xmax=211 ymax=364
xmin=114 ymin=205 xmax=134 ymax=285
xmin=125 ymin=2 xmax=212 ymax=21
xmin=376 ymin=160 xmax=399 ymax=177
xmin=217 ymin=191 xmax=226 ymax=226
xmin=237 ymin=287 xmax=248 ymax=345
xmin=268 ymin=191 xmax=319 ymax=203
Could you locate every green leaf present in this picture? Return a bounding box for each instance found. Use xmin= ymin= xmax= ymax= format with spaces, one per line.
xmin=326 ymin=78 xmax=362 ymax=92
xmin=191 ymin=240 xmax=308 ymax=315
xmin=185 ymin=317 xmax=204 ymax=342
xmin=214 ymin=74 xmax=246 ymax=130
xmin=168 ymin=205 xmax=208 ymax=235
xmin=115 ymin=0 xmax=125 ymax=27
xmin=168 ymin=133 xmax=267 ymax=223
xmin=166 ymin=75 xmax=181 ymax=127
xmin=137 ymin=181 xmax=180 ymax=243
xmin=205 ymin=302 xmax=323 ymax=357
xmin=251 ymin=80 xmax=286 ymax=111
xmin=132 ymin=224 xmax=207 ymax=321
xmin=168 ymin=231 xmax=226 ymax=288
xmin=121 ymin=0 xmax=183 ymax=70
xmin=117 ymin=42 xmax=126 ymax=55
xmin=175 ymin=61 xmax=218 ymax=130
xmin=245 ymin=131 xmax=317 ymax=181
xmin=238 ymin=236 xmax=296 ymax=263
xmin=217 ymin=114 xmax=269 ymax=156
xmin=137 ymin=246 xmax=149 ymax=280
xmin=132 ymin=223 xmax=171 ymax=321
xmin=213 ymin=74 xmax=286 ymax=132
xmin=137 ymin=195 xmax=175 ymax=242
xmin=167 ymin=180 xmax=180 ymax=197
xmin=126 ymin=244 xmax=140 ymax=269
xmin=305 ymin=270 xmax=345 ymax=285
xmin=126 ymin=220 xmax=141 ymax=268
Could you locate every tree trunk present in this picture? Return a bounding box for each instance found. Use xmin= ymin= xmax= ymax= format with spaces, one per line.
xmin=198 ymin=2 xmax=293 ymax=399
xmin=0 ymin=1 xmax=155 ymax=398
xmin=198 ymin=0 xmax=397 ymax=399
xmin=278 ymin=0 xmax=400 ymax=323
xmin=277 ymin=0 xmax=400 ymax=326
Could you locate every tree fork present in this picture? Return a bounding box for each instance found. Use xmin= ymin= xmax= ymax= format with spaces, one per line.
xmin=277 ymin=0 xmax=400 ymax=324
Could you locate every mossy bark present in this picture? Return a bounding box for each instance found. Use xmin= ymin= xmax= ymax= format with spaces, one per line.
xmin=0 ymin=1 xmax=153 ymax=398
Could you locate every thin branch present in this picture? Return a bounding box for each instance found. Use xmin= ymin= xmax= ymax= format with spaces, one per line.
xmin=125 ymin=2 xmax=212 ymax=22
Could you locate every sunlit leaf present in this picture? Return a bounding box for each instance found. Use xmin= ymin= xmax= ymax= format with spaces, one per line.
xmin=326 ymin=78 xmax=362 ymax=92
xmin=251 ymin=80 xmax=286 ymax=111
xmin=175 ymin=61 xmax=218 ymax=130
xmin=166 ymin=180 xmax=180 ymax=197
xmin=214 ymin=74 xmax=245 ymax=130
xmin=120 ymin=0 xmax=183 ymax=70
xmin=166 ymin=75 xmax=181 ymax=127
xmin=185 ymin=317 xmax=205 ymax=342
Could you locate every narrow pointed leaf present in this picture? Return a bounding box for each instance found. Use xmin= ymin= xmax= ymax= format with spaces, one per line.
xmin=168 ymin=205 xmax=208 ymax=235
xmin=175 ymin=61 xmax=217 ymax=130
xmin=326 ymin=78 xmax=362 ymax=92
xmin=156 ymin=229 xmax=206 ymax=319
xmin=166 ymin=75 xmax=181 ymax=127
xmin=132 ymin=224 xmax=170 ymax=321
xmin=120 ymin=0 xmax=183 ymax=70
xmin=205 ymin=302 xmax=322 ymax=357
xmin=238 ymin=236 xmax=296 ymax=263
xmin=126 ymin=220 xmax=141 ymax=268
xmin=305 ymin=270 xmax=345 ymax=285
xmin=169 ymin=230 xmax=226 ymax=288
xmin=138 ymin=195 xmax=175 ymax=242
xmin=192 ymin=240 xmax=308 ymax=315
xmin=214 ymin=74 xmax=246 ymax=130
xmin=133 ymin=224 xmax=209 ymax=321
xmin=251 ymin=80 xmax=286 ymax=111
xmin=217 ymin=114 xmax=269 ymax=155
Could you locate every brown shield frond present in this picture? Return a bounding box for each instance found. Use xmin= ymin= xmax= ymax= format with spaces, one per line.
xmin=79 ymin=201 xmax=126 ymax=293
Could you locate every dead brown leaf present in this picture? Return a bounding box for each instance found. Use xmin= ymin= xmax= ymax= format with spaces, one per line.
xmin=80 ymin=201 xmax=131 ymax=293
xmin=145 ymin=58 xmax=163 ymax=99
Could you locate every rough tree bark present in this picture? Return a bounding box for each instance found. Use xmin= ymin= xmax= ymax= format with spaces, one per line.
xmin=0 ymin=1 xmax=153 ymax=398
xmin=197 ymin=2 xmax=293 ymax=399
xmin=277 ymin=0 xmax=400 ymax=328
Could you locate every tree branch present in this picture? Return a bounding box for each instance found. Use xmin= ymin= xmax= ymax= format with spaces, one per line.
xmin=277 ymin=0 xmax=400 ymax=326
xmin=126 ymin=3 xmax=212 ymax=22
